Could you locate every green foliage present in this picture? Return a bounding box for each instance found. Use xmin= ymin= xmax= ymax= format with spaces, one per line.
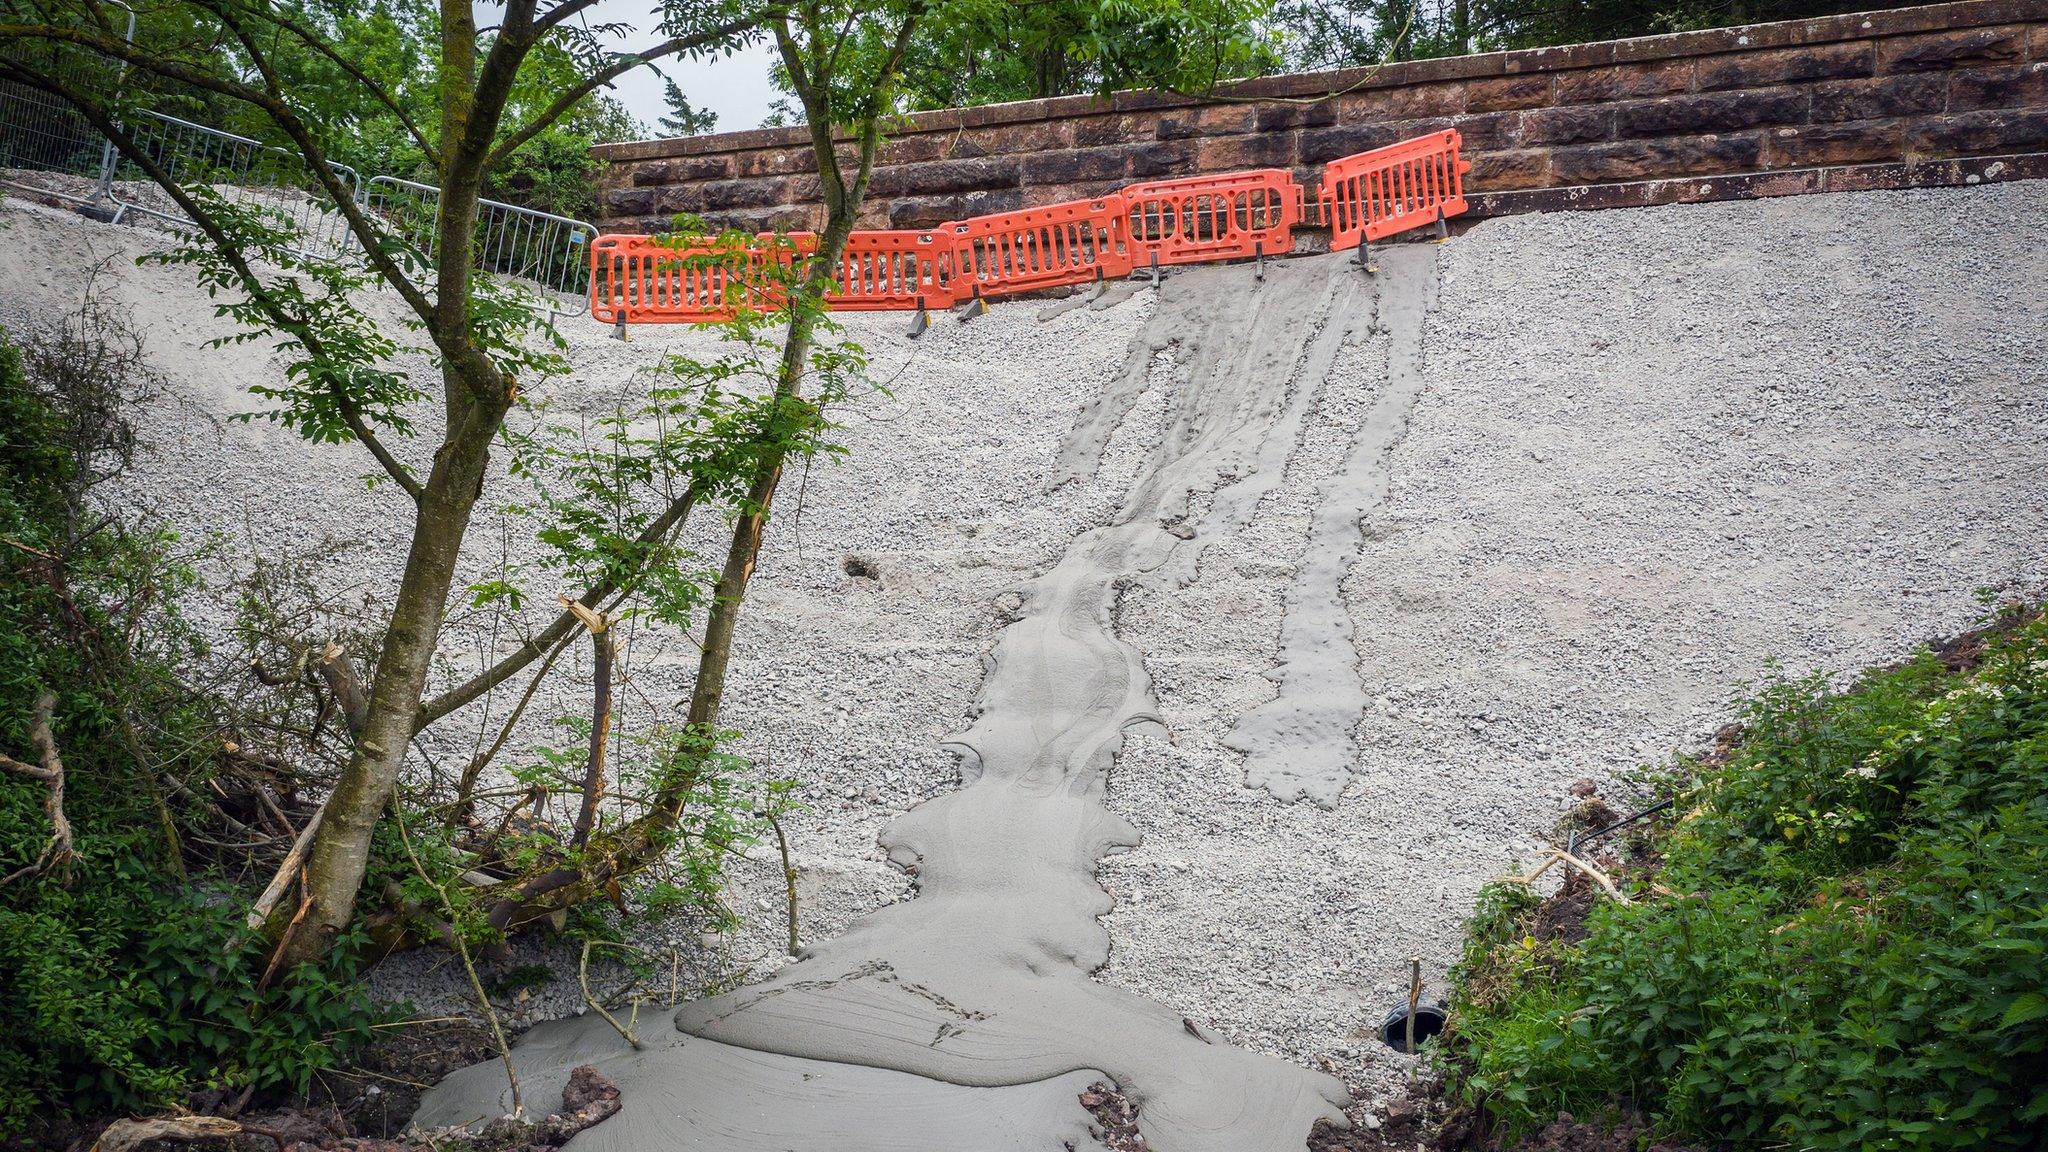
xmin=1443 ymin=606 xmax=2048 ymax=1149
xmin=885 ymin=0 xmax=1282 ymax=109
xmin=490 ymin=225 xmax=859 ymax=627
xmin=0 ymin=326 xmax=388 ymax=1128
xmin=205 ymin=0 xmax=640 ymax=219
xmin=1275 ymin=1 xmax=1940 ymax=70
xmin=145 ymin=185 xmax=425 ymax=444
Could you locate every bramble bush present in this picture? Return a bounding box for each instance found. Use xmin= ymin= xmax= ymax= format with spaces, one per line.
xmin=1445 ymin=603 xmax=2048 ymax=1149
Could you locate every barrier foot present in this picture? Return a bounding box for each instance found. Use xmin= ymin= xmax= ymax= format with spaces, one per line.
xmin=1089 ymin=268 xmax=1108 ymax=302
xmin=612 ymin=313 xmax=628 ymax=342
xmin=955 ymin=291 xmax=988 ymax=323
xmin=908 ymin=301 xmax=930 ymax=338
xmin=1434 ymin=206 xmax=1449 ymax=242
xmin=1254 ymin=241 xmax=1265 ymax=283
xmin=1149 ymin=250 xmax=1162 ymax=288
xmin=1358 ymin=240 xmax=1377 ymax=277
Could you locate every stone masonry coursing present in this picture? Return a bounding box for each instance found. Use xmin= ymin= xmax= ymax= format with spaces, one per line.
xmin=593 ymin=0 xmax=2048 ymax=236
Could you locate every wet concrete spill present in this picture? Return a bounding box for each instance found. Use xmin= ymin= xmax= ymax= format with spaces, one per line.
xmin=415 ymin=245 xmax=1440 ymax=1150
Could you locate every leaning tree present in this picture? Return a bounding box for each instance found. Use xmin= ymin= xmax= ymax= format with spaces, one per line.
xmin=0 ymin=0 xmax=775 ymax=967
xmin=0 ymin=0 xmax=1278 ymax=974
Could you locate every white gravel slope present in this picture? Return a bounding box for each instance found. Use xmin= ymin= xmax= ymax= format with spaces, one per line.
xmin=1097 ymin=179 xmax=2048 ymax=1119
xmin=3 ymin=179 xmax=2045 ymax=1134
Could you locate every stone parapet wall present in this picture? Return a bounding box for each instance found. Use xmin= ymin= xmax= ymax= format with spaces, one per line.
xmin=594 ymin=0 xmax=2048 ymax=234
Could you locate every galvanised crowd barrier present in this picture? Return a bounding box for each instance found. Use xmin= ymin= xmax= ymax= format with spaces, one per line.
xmin=108 ymin=110 xmax=359 ymax=261
xmin=364 ymin=175 xmax=597 ymax=299
xmin=589 ymin=128 xmax=1470 ymax=330
xmin=0 ymin=63 xmax=599 ymax=300
xmin=0 ymin=69 xmax=116 ymax=207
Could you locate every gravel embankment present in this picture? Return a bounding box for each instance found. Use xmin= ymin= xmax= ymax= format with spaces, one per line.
xmin=3 ymin=179 xmax=2044 ymax=1135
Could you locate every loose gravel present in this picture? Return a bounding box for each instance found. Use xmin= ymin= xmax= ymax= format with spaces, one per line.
xmin=3 ymin=177 xmax=2044 ymax=1139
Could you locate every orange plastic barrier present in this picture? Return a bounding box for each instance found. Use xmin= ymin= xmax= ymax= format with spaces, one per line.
xmin=1124 ymin=169 xmax=1304 ymax=267
xmin=946 ymin=195 xmax=1132 ymax=302
xmin=589 ymin=233 xmax=797 ymax=324
xmin=1320 ymin=129 xmax=1470 ymax=251
xmin=827 ymin=229 xmax=955 ymax=310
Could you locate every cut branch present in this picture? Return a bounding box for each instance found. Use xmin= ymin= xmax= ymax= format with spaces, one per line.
xmin=414 ymin=483 xmax=701 ymax=732
xmin=315 ymin=641 xmax=371 ymax=737
xmin=567 ymin=598 xmax=613 ymax=851
xmin=0 ymin=691 xmax=75 ymax=887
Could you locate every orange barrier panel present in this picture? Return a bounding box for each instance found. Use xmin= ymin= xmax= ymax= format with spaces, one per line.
xmin=1124 ymin=169 xmax=1304 ymax=267
xmin=1320 ymin=129 xmax=1470 ymax=251
xmin=826 ymin=229 xmax=955 ymax=310
xmin=589 ymin=233 xmax=797 ymax=324
xmin=947 ymin=195 xmax=1132 ymax=302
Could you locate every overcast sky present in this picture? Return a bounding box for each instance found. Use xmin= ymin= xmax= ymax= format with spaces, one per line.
xmin=481 ymin=0 xmax=782 ymax=134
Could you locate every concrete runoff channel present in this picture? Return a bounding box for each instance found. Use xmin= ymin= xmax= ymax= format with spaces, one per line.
xmin=415 ymin=247 xmax=1442 ymax=1147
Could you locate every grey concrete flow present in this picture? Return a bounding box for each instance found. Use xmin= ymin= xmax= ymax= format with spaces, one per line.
xmin=417 ymin=248 xmax=1442 ymax=1150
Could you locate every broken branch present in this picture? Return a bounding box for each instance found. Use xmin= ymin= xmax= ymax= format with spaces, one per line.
xmin=0 ymin=691 xmax=76 ymax=887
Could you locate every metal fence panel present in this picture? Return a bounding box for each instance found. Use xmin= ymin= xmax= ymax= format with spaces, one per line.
xmin=108 ymin=111 xmax=360 ymax=261
xmin=0 ymin=71 xmax=598 ymax=301
xmin=365 ymin=175 xmax=596 ymax=299
xmin=0 ymin=71 xmax=116 ymax=206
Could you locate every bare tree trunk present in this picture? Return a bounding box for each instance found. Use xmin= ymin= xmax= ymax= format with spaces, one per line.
xmin=281 ymin=409 xmax=499 ymax=965
xmin=572 ymin=604 xmax=614 ymax=849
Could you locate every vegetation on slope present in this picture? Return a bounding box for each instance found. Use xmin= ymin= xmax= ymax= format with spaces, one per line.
xmin=0 ymin=321 xmax=388 ymax=1129
xmin=1442 ymin=602 xmax=2048 ymax=1150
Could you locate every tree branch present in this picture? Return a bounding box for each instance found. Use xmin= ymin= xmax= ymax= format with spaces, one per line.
xmin=484 ymin=20 xmax=760 ymax=169
xmin=0 ymin=62 xmax=430 ymax=502
xmin=412 ymin=483 xmax=702 ymax=732
xmin=222 ymin=0 xmax=442 ymax=167
xmin=0 ymin=691 xmax=76 ymax=887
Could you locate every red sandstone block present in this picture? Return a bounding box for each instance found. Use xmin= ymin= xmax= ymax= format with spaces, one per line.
xmin=887 ymin=188 xmax=1024 ymax=229
xmin=1021 ymin=147 xmax=1130 ymax=185
xmin=1338 ymin=81 xmax=1468 ymax=120
xmin=1074 ymin=114 xmax=1147 ymax=148
xmin=1694 ymin=41 xmax=1873 ymax=92
xmin=1906 ymin=107 xmax=2048 ymax=154
xmin=1195 ymin=133 xmax=1300 ymax=169
xmin=1128 ymin=140 xmax=1196 ymax=178
xmin=1550 ymin=132 xmax=1764 ymax=183
xmin=1451 ymin=110 xmax=1523 ymax=151
xmin=654 ymin=177 xmax=790 ymax=214
xmin=1297 ymin=123 xmax=1405 ymax=164
xmin=1517 ymin=104 xmax=1614 ymax=146
xmin=1467 ymin=148 xmax=1552 ymax=190
xmin=1553 ymin=60 xmax=1693 ymax=105
xmin=1809 ymin=73 xmax=1948 ymax=122
xmin=978 ymin=121 xmax=1076 ymax=155
xmin=2032 ymin=24 xmax=2048 ymax=61
xmin=866 ymin=156 xmax=1021 ymax=198
xmin=1614 ymin=88 xmax=1806 ymax=139
xmin=1155 ymin=105 xmax=1258 ymax=140
xmin=1254 ymin=102 xmax=1339 ymax=132
xmin=880 ymin=134 xmax=952 ymax=165
xmin=1762 ymin=120 xmax=1906 ymax=168
xmin=605 ymin=186 xmax=654 ymax=216
xmin=732 ymin=147 xmax=812 ymax=179
xmin=1878 ymin=26 xmax=2028 ymax=74
xmin=1466 ymin=73 xmax=1551 ymax=112
xmin=1949 ymin=63 xmax=2048 ymax=112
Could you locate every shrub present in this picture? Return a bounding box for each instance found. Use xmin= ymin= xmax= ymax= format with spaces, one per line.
xmin=0 ymin=324 xmax=387 ymax=1129
xmin=1444 ymin=606 xmax=2048 ymax=1149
